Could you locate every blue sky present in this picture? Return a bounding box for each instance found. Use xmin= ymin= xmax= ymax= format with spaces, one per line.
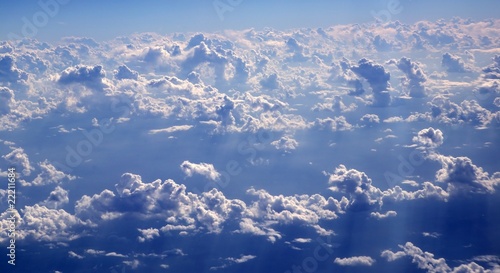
xmin=0 ymin=1 xmax=499 ymax=273
xmin=1 ymin=0 xmax=500 ymax=41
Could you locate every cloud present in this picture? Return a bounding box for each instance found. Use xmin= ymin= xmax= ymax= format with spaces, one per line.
xmin=350 ymin=58 xmax=392 ymax=106
xmin=314 ymin=116 xmax=353 ymax=131
xmin=334 ymin=256 xmax=376 ymax=266
xmin=381 ymin=242 xmax=497 ymax=273
xmin=430 ymin=154 xmax=500 ymax=193
xmin=25 ymin=160 xmax=76 ymax=186
xmin=326 ymin=164 xmax=381 ymax=211
xmin=393 ymin=57 xmax=428 ymax=97
xmin=2 ymin=146 xmax=33 ymax=176
xmin=68 ymin=251 xmax=84 ymax=259
xmin=0 ymin=87 xmax=14 ymax=115
xmin=210 ymin=254 xmax=257 ymax=271
xmin=40 ymin=186 xmax=69 ymax=209
xmin=442 ymin=52 xmax=471 ymax=73
xmin=412 ymin=127 xmax=444 ymax=148
xmin=359 ymin=114 xmax=380 ymax=127
xmin=58 ymin=65 xmax=109 ymax=90
xmin=148 ymin=125 xmax=193 ymax=134
xmin=137 ymin=228 xmax=160 ymax=242
xmin=370 ymin=210 xmax=397 ymax=219
xmin=114 ymin=65 xmax=139 ymax=80
xmin=0 ymin=54 xmax=28 ymax=84
xmin=428 ymin=97 xmax=493 ymax=127
xmin=260 ymin=73 xmax=282 ymax=90
xmin=16 ymin=204 xmax=87 ymax=242
xmin=481 ymin=55 xmax=500 ymax=79
xmin=292 ymin=238 xmax=312 ymax=243
xmin=271 ymin=135 xmax=299 ymax=152
xmin=180 ymin=161 xmax=221 ymax=181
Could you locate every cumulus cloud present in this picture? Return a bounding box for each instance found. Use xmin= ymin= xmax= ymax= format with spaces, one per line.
xmin=0 ymin=87 xmax=14 ymax=115
xmin=16 ymin=205 xmax=87 ymax=242
xmin=2 ymin=146 xmax=33 ymax=176
xmin=428 ymin=97 xmax=493 ymax=127
xmin=412 ymin=127 xmax=444 ymax=148
xmin=334 ymin=256 xmax=376 ymax=266
xmin=370 ymin=210 xmax=397 ymax=219
xmin=381 ymin=242 xmax=496 ymax=273
xmin=314 ymin=116 xmax=353 ymax=131
xmin=58 ymin=65 xmax=109 ymax=90
xmin=326 ymin=164 xmax=381 ymax=211
xmin=180 ymin=161 xmax=221 ymax=181
xmin=350 ymin=58 xmax=392 ymax=106
xmin=25 ymin=160 xmax=76 ymax=186
xmin=40 ymin=186 xmax=69 ymax=209
xmin=442 ymin=52 xmax=471 ymax=73
xmin=481 ymin=55 xmax=500 ymax=79
xmin=393 ymin=57 xmax=428 ymax=97
xmin=359 ymin=114 xmax=380 ymax=127
xmin=114 ymin=64 xmax=139 ymax=80
xmin=271 ymin=135 xmax=299 ymax=152
xmin=430 ymin=154 xmax=500 ymax=193
xmin=0 ymin=54 xmax=28 ymax=84
xmin=137 ymin=228 xmax=160 ymax=242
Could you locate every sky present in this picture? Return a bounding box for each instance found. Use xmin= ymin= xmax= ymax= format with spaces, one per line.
xmin=0 ymin=1 xmax=500 ymax=273
xmin=1 ymin=0 xmax=500 ymax=41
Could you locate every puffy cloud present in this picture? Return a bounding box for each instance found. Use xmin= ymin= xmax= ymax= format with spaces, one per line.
xmin=430 ymin=154 xmax=500 ymax=193
xmin=180 ymin=161 xmax=221 ymax=181
xmin=40 ymin=186 xmax=69 ymax=209
xmin=350 ymin=58 xmax=392 ymax=106
xmin=334 ymin=256 xmax=376 ymax=266
xmin=359 ymin=114 xmax=380 ymax=127
xmin=245 ymin=187 xmax=341 ymax=236
xmin=412 ymin=127 xmax=444 ymax=148
xmin=482 ymin=55 xmax=500 ymax=79
xmin=370 ymin=210 xmax=397 ymax=219
xmin=312 ymin=95 xmax=357 ymax=113
xmin=474 ymin=80 xmax=499 ymax=100
xmin=393 ymin=57 xmax=428 ymax=97
xmin=137 ymin=228 xmax=160 ymax=242
xmin=181 ymin=41 xmax=227 ymax=82
xmin=381 ymin=242 xmax=497 ymax=273
xmin=2 ymin=146 xmax=33 ymax=176
xmin=428 ymin=97 xmax=493 ymax=127
xmin=0 ymin=54 xmax=28 ymax=84
xmin=442 ymin=52 xmax=471 ymax=73
xmin=114 ymin=65 xmax=139 ymax=80
xmin=0 ymin=87 xmax=14 ymax=115
xmin=271 ymin=135 xmax=299 ymax=152
xmin=314 ymin=116 xmax=353 ymax=131
xmin=326 ymin=165 xmax=381 ymax=211
xmin=260 ymin=73 xmax=282 ymax=90
xmin=25 ymin=160 xmax=76 ymax=186
xmin=58 ymin=65 xmax=109 ymax=90
xmin=76 ymin=173 xmax=245 ymax=234
xmin=17 ymin=205 xmax=87 ymax=242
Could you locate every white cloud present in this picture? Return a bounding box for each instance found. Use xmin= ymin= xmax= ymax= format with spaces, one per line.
xmin=334 ymin=256 xmax=375 ymax=266
xmin=148 ymin=125 xmax=193 ymax=134
xmin=180 ymin=160 xmax=221 ymax=181
xmin=413 ymin=127 xmax=444 ymax=148
xmin=381 ymin=242 xmax=498 ymax=273
xmin=40 ymin=186 xmax=69 ymax=209
xmin=370 ymin=210 xmax=397 ymax=219
xmin=2 ymin=146 xmax=33 ymax=176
